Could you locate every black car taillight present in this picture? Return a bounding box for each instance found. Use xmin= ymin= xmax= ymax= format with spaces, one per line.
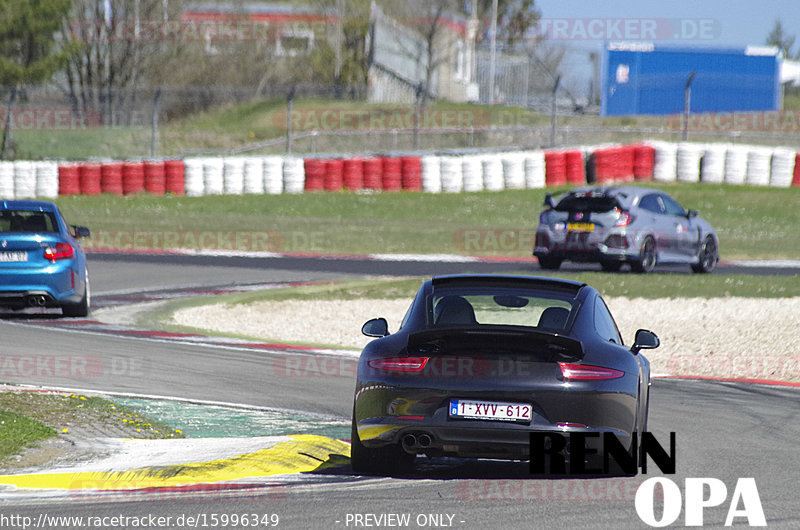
xmin=559 ymin=363 xmax=624 ymax=380
xmin=368 ymin=357 xmax=429 ymax=372
xmin=43 ymin=242 xmax=74 ymax=262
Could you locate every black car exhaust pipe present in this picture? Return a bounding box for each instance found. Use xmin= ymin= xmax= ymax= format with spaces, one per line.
xmin=27 ymin=295 xmax=47 ymax=307
xmin=417 ymin=433 xmax=432 ymax=448
xmin=401 ymin=434 xmax=418 ymax=453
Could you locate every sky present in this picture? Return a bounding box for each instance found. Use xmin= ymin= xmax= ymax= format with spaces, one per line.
xmin=534 ymin=0 xmax=800 ymax=51
xmin=528 ymin=0 xmax=800 ymax=99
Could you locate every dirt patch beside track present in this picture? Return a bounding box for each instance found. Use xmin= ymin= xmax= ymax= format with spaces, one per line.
xmin=172 ymin=297 xmax=800 ymax=381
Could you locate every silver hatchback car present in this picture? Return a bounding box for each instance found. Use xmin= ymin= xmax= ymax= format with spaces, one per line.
xmin=534 ymin=186 xmax=719 ymax=273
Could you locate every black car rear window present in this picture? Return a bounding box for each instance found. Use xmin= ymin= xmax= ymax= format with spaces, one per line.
xmin=554 ymin=194 xmax=619 ymax=213
xmin=0 ymin=210 xmax=59 ymax=233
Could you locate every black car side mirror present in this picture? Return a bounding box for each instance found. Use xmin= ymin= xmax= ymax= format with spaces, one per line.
xmin=544 ymin=193 xmax=555 ymax=208
xmin=631 ymin=329 xmax=660 ymax=355
xmin=73 ymin=226 xmax=91 ymax=238
xmin=362 ymin=318 xmax=389 ymax=338
xmin=687 ymin=210 xmax=698 ymax=219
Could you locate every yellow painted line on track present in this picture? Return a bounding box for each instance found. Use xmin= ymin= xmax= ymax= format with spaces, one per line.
xmin=0 ymin=435 xmax=350 ymax=491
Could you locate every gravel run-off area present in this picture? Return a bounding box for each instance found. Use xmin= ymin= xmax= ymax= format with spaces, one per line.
xmin=172 ymin=297 xmax=800 ymax=382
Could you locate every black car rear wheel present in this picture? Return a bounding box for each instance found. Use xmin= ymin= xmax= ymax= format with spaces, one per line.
xmin=537 ymin=256 xmax=562 ymax=270
xmin=631 ymin=237 xmax=656 ymax=274
xmin=691 ymin=236 xmax=718 ymax=273
xmin=350 ymin=415 xmax=414 ymax=475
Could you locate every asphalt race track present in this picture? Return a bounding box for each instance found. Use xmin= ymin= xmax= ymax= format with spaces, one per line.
xmin=1 ymin=254 xmax=798 ymax=529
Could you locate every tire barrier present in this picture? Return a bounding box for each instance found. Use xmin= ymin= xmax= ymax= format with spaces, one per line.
xmin=0 ymin=161 xmax=14 ymax=198
xmin=101 ymin=162 xmax=124 ymax=196
xmin=164 ymin=159 xmax=186 ymax=196
xmin=263 ymin=156 xmax=283 ymax=195
xmin=724 ymin=145 xmax=748 ymax=185
xmin=362 ymin=157 xmax=383 ymax=190
xmin=122 ymin=161 xmax=145 ymax=195
xmin=382 ymin=156 xmax=402 ymax=191
xmin=633 ymin=144 xmax=655 ymax=180
xmin=34 ymin=161 xmax=59 ymax=199
xmin=544 ymin=151 xmax=567 ymax=186
xmin=342 ymin=158 xmax=364 ymax=191
xmin=676 ymin=142 xmax=703 ymax=183
xmin=700 ymin=144 xmax=726 ymax=184
xmin=421 ymin=155 xmax=441 ymax=193
xmin=242 ymin=157 xmax=265 ymax=195
xmin=745 ymin=147 xmax=772 ymax=186
xmin=144 ymin=160 xmax=166 ymax=196
xmin=401 ymin=156 xmax=422 ymax=191
xmin=769 ymin=148 xmax=795 ymax=188
xmin=78 ymin=162 xmax=102 ymax=195
xmin=3 ymin=141 xmax=800 ymax=201
xmin=57 ymin=163 xmax=81 ymax=196
xmin=462 ymin=155 xmax=483 ymax=192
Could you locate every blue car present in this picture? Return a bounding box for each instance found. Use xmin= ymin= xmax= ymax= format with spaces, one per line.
xmin=0 ymin=200 xmax=91 ymax=317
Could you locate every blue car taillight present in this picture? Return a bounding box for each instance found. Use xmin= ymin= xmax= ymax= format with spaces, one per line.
xmin=43 ymin=242 xmax=74 ymax=263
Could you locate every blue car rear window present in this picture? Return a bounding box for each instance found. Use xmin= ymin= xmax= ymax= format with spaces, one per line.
xmin=0 ymin=210 xmax=59 ymax=233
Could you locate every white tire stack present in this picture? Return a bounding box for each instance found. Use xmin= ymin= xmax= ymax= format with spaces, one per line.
xmin=0 ymin=161 xmax=14 ymax=198
xmin=651 ymin=141 xmax=678 ymax=182
xmin=13 ymin=161 xmax=36 ymax=198
xmin=202 ymin=157 xmax=224 ymax=195
xmin=421 ymin=156 xmax=442 ymax=193
xmin=183 ymin=158 xmax=206 ymax=197
xmin=35 ymin=161 xmax=59 ymax=199
xmin=502 ymin=152 xmax=526 ymax=189
xmin=482 ymin=154 xmax=504 ymax=191
xmin=723 ymin=145 xmax=748 ymax=185
xmin=769 ymin=148 xmax=796 ymax=188
xmin=700 ymin=144 xmax=726 ymax=184
xmin=524 ymin=150 xmax=546 ymax=189
xmin=223 ymin=157 xmax=245 ymax=195
xmin=440 ymin=156 xmax=464 ymax=193
xmin=242 ymin=157 xmax=265 ymax=194
xmin=461 ymin=155 xmax=484 ymax=192
xmin=263 ymin=156 xmax=284 ymax=195
xmin=676 ymin=142 xmax=703 ymax=183
xmin=745 ymin=147 xmax=772 ymax=186
xmin=282 ymin=157 xmax=305 ymax=194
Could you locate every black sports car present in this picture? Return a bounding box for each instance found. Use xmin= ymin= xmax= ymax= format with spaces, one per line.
xmin=351 ymin=274 xmax=659 ymax=474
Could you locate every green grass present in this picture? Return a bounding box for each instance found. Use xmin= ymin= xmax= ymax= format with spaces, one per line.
xmin=11 ymin=97 xmax=668 ymax=159
xmin=0 ymin=409 xmax=56 ymax=460
xmin=56 ymin=183 xmax=800 ymax=260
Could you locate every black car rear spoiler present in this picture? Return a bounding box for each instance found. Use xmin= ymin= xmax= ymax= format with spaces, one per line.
xmin=407 ymin=325 xmax=584 ymax=362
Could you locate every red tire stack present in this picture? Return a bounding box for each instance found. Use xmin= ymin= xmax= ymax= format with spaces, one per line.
xmin=592 ymin=148 xmax=614 ymax=184
xmin=362 ymin=158 xmax=383 ymax=190
xmin=544 ymin=151 xmax=567 ymax=186
xmin=144 ymin=160 xmax=166 ymax=195
xmin=401 ymin=156 xmax=422 ymax=191
xmin=617 ymin=145 xmax=635 ymax=182
xmin=79 ymin=162 xmax=102 ymax=195
xmin=342 ymin=158 xmax=364 ymax=191
xmin=382 ymin=157 xmax=402 ymax=191
xmin=303 ymin=159 xmax=325 ymax=191
xmin=122 ymin=161 xmax=145 ymax=195
xmin=164 ymin=159 xmax=186 ymax=195
xmin=58 ymin=164 xmax=81 ymax=195
xmin=633 ymin=144 xmax=655 ymax=181
xmin=324 ymin=159 xmax=344 ymax=191
xmin=564 ymin=150 xmax=585 ymax=185
xmin=101 ymin=162 xmax=124 ymax=195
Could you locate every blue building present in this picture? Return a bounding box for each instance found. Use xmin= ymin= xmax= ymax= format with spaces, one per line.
xmin=601 ymin=43 xmax=781 ymax=116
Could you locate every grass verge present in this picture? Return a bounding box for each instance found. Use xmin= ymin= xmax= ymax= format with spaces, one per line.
xmin=0 ymin=409 xmax=55 ymax=461
xmin=55 ymin=183 xmax=800 ymax=261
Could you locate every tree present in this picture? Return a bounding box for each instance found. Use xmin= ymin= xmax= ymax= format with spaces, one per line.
xmin=767 ymin=19 xmax=797 ymax=59
xmin=475 ymin=0 xmax=541 ymax=47
xmin=0 ymin=0 xmax=75 ymax=159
